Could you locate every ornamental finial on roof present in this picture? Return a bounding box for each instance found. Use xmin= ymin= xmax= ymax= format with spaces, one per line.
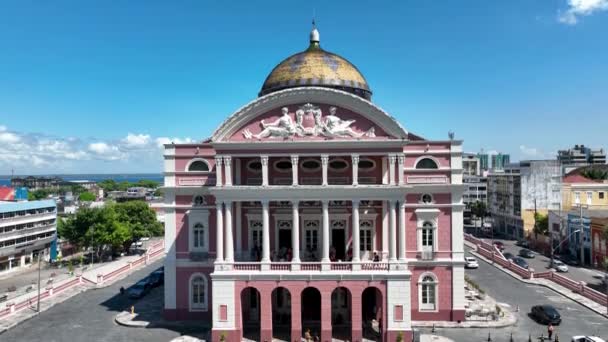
xmin=310 ymin=19 xmax=320 ymax=44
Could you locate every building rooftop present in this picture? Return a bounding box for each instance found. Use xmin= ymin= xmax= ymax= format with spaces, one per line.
xmin=0 ymin=199 xmax=56 ymax=213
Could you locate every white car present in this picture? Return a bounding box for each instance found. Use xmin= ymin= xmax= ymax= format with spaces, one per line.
xmin=465 ymin=257 xmax=479 ymax=269
xmin=550 ymin=260 xmax=568 ymax=272
xmin=572 ymin=336 xmax=606 ymax=342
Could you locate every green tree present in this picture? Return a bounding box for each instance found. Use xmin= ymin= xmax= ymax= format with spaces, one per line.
xmin=533 ymin=212 xmax=549 ymax=240
xmin=581 ymin=168 xmax=608 ymax=181
xmin=153 ymin=188 xmax=164 ymax=197
xmin=471 ymin=201 xmax=487 ymax=235
xmin=78 ymin=191 xmax=96 ymax=202
xmin=112 ymin=201 xmax=163 ymax=251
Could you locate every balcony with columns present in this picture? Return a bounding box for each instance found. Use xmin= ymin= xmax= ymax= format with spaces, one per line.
xmin=211 ymin=199 xmax=410 ymax=275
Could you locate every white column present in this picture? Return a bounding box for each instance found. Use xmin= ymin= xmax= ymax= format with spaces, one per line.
xmin=224 ymin=201 xmax=234 ymax=262
xmin=389 ymin=154 xmax=396 ymax=186
xmin=398 ymin=200 xmax=406 ymax=261
xmin=215 ymin=156 xmax=223 ymax=187
xmin=389 ymin=200 xmax=397 ymax=261
xmin=224 ymin=156 xmax=232 ymax=186
xmin=352 ymin=199 xmax=360 ymax=262
xmin=236 ymin=201 xmax=242 ymax=257
xmin=215 ymin=202 xmax=224 ymax=263
xmin=261 ymin=200 xmax=270 ymax=263
xmin=352 ymin=154 xmax=359 ymax=186
xmin=321 ymin=200 xmax=330 ymax=262
xmin=291 ymin=155 xmax=299 ymax=186
xmin=397 ymin=154 xmax=405 ymax=185
xmin=292 ymin=201 xmax=300 ymax=263
xmin=261 ymin=156 xmax=269 ymax=186
xmin=321 ymin=155 xmax=329 ymax=186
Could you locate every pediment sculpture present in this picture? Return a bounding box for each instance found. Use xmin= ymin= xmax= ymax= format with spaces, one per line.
xmin=242 ymin=104 xmax=375 ymax=139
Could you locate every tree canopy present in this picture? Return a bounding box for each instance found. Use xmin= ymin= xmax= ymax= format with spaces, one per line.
xmin=97 ymin=179 xmax=160 ymax=195
xmin=58 ymin=201 xmax=163 ymax=256
xmin=78 ymin=191 xmax=96 ymax=201
xmin=533 ymin=212 xmax=549 ymax=238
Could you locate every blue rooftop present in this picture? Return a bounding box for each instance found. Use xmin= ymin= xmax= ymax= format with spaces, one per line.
xmin=0 ymin=199 xmax=56 ymax=214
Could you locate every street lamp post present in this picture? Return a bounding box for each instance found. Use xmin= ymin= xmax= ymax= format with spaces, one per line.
xmin=550 ymin=229 xmax=581 ymax=266
xmin=37 ymin=250 xmax=44 ymax=313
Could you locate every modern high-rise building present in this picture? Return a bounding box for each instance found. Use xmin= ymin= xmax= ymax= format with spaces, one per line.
xmin=0 ymin=199 xmax=57 ymax=273
xmin=162 ymin=26 xmax=466 ymax=341
xmin=477 ymin=153 xmax=489 ymax=171
xmin=491 ymin=153 xmax=510 ymax=170
xmin=558 ymin=145 xmax=606 ymax=174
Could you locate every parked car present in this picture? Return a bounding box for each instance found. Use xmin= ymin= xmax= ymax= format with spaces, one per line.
xmin=465 ymin=257 xmax=479 ymax=269
xmin=149 ymin=270 xmax=164 ymax=287
xmin=572 ymin=336 xmax=606 ymax=342
xmin=519 ymin=249 xmax=535 ymax=259
xmin=530 ymin=304 xmax=561 ymax=325
xmin=502 ymin=252 xmax=515 ymax=261
xmin=512 ymin=257 xmax=529 ymax=269
xmin=128 ymin=280 xmax=151 ymax=299
xmin=549 ymin=259 xmax=568 ymax=272
xmin=493 ymin=241 xmax=505 ymax=251
xmin=516 ymin=239 xmax=530 ymax=248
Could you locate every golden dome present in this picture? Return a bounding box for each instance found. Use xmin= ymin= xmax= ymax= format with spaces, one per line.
xmin=259 ymin=25 xmax=372 ymax=100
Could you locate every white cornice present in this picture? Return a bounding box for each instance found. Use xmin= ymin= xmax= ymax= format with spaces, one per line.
xmin=211 ymin=140 xmax=407 ymax=152
xmin=210 ymin=87 xmax=409 ymax=142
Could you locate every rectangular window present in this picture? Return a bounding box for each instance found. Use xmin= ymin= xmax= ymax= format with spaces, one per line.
xmin=422 ymin=229 xmax=434 ymax=248
xmin=600 ymin=192 xmax=605 ymax=200
xmin=587 ymin=192 xmax=593 ymax=205
xmin=305 ymin=230 xmax=318 ymax=251
xmin=574 ymin=192 xmax=580 ymax=204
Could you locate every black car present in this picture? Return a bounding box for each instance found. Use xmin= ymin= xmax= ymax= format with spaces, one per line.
xmin=519 ymin=249 xmax=535 ymax=259
xmin=502 ymin=252 xmax=515 ymax=260
xmin=149 ymin=270 xmax=164 ymax=287
xmin=128 ymin=280 xmax=151 ymax=299
xmin=516 ymin=239 xmax=530 ymax=248
xmin=512 ymin=257 xmax=529 ymax=269
xmin=530 ymin=305 xmax=561 ymax=325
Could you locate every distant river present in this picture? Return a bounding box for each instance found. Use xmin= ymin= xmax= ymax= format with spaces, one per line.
xmin=0 ymin=173 xmax=163 ymax=187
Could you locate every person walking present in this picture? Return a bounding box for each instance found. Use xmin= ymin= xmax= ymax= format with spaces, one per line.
xmin=547 ymin=323 xmax=554 ymax=339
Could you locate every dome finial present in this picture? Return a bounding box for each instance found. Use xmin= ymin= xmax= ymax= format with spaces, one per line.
xmin=310 ymin=19 xmax=320 ymax=44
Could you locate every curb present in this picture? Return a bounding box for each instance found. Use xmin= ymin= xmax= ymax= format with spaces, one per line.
xmin=412 ymin=308 xmax=516 ymax=329
xmin=114 ymin=311 xmax=150 ymax=328
xmin=467 ymin=245 xmax=608 ymax=319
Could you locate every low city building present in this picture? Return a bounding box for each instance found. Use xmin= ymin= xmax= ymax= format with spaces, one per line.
xmin=0 ymin=199 xmax=57 ymax=273
xmin=11 ymin=176 xmax=63 ymax=190
xmin=162 ymin=26 xmax=466 ymax=341
xmin=488 ymin=160 xmax=561 ymax=239
xmin=590 ymin=217 xmax=608 ymax=268
xmin=561 ymin=165 xmax=608 ymax=211
xmin=558 ymin=144 xmax=607 ymax=174
xmin=462 ymin=153 xmax=487 ymax=224
xmin=566 ymin=210 xmax=608 ymax=266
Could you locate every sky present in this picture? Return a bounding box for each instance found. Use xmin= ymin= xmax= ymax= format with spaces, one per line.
xmin=1 ymin=0 xmax=607 ymax=175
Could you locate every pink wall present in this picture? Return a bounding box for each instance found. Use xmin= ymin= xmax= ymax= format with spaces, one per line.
xmin=228 ymin=104 xmax=389 ymax=142
xmin=404 ymin=143 xmax=451 ymax=151
xmin=175 ymin=208 xmax=218 ymax=259
xmin=169 ymin=266 xmax=214 ymax=321
xmin=410 ymin=266 xmax=453 ymax=321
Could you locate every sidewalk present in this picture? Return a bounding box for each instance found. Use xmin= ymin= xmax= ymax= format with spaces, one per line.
xmin=466 ymin=240 xmax=608 ymax=318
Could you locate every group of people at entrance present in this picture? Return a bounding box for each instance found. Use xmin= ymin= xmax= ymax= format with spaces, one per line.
xmin=250 ymin=243 xmax=382 ymax=262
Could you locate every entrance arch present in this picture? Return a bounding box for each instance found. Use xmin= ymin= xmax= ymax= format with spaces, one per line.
xmin=241 ymin=287 xmax=261 ymax=341
xmin=271 ymin=287 xmax=291 ymax=341
xmin=331 ymin=286 xmax=352 ymax=340
xmin=301 ymin=287 xmax=321 ymax=339
xmin=362 ymin=287 xmax=383 ymax=341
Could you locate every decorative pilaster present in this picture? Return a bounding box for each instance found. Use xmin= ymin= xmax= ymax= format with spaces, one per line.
xmin=261 ymin=155 xmax=269 ymax=186
xmin=352 ymin=154 xmax=360 ymax=186
xmin=215 ymin=202 xmax=224 ymax=263
xmin=224 ymin=156 xmax=232 ymax=186
xmin=389 ymin=200 xmax=397 ymax=261
xmin=389 ymin=154 xmax=397 ymax=186
xmin=224 ymin=201 xmax=234 ymax=262
xmin=398 ymin=201 xmax=406 ymax=261
xmin=321 ymin=155 xmax=329 ymax=186
xmin=291 ymin=201 xmax=300 ymax=266
xmin=215 ymin=156 xmax=223 ymax=187
xmin=397 ymin=154 xmax=405 ymax=185
xmin=352 ymin=199 xmax=361 ymax=264
xmin=261 ymin=200 xmax=271 ymax=264
xmin=321 ymin=200 xmax=330 ymax=264
xmin=291 ymin=155 xmax=299 ymax=186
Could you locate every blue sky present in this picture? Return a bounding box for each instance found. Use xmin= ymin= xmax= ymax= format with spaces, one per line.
xmin=1 ymin=0 xmax=607 ymax=174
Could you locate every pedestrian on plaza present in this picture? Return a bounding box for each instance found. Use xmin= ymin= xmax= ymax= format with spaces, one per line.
xmin=120 ymin=286 xmax=125 ymax=296
xmin=548 ymin=323 xmax=554 ymax=339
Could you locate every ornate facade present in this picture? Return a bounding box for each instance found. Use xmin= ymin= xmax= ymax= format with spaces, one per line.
xmin=163 ymin=26 xmax=466 ymax=341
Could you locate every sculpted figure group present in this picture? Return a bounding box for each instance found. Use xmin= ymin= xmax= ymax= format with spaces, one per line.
xmin=242 ymin=104 xmax=375 ymax=139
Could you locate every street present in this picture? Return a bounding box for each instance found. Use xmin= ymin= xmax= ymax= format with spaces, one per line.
xmin=0 ymin=259 xmax=201 ymax=342
xmin=418 ymin=247 xmax=608 ymax=341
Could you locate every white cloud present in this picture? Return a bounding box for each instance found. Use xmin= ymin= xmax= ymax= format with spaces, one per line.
xmin=0 ymin=127 xmax=192 ymax=173
xmin=558 ymin=0 xmax=608 ymax=24
xmin=519 ymin=145 xmax=543 ymax=157
xmin=122 ymin=133 xmax=151 ymax=148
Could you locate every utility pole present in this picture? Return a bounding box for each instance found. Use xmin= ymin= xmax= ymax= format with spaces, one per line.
xmin=37 ymin=250 xmax=43 ymax=313
xmin=579 ymin=204 xmax=585 ymax=266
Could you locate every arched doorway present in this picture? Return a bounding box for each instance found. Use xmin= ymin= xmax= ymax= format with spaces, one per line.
xmin=271 ymin=287 xmax=291 ymax=341
xmin=362 ymin=287 xmax=383 ymax=341
xmin=301 ymin=287 xmax=321 ymax=339
xmin=241 ymin=287 xmax=261 ymax=341
xmin=331 ymin=287 xmax=352 ymax=340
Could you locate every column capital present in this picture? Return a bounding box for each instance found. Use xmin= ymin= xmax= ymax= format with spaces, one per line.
xmin=223 ymin=155 xmax=232 ymax=164
xmin=261 ymin=199 xmax=270 ymax=206
xmin=388 ymin=154 xmax=397 ymax=164
xmin=214 ymin=155 xmax=223 ymax=162
xmin=291 ymin=200 xmax=299 ymax=209
xmin=397 ymin=154 xmax=405 ymax=164
xmin=351 ymin=154 xmax=360 ymax=162
xmin=260 ymin=155 xmax=269 ymax=165
xmin=290 ymin=154 xmax=299 ymax=162
xmin=399 ymin=200 xmax=407 ymax=209
xmin=215 ymin=201 xmax=224 ymax=209
xmin=224 ymin=199 xmax=233 ymax=206
xmin=351 ymin=199 xmax=360 ymax=207
xmin=321 ymin=155 xmax=329 ymax=164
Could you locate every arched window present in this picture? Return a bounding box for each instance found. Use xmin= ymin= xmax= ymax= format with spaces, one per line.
xmin=420 ymin=274 xmax=437 ymax=311
xmin=193 ymin=223 xmax=205 ymax=249
xmin=188 ymin=159 xmax=210 ymax=172
xmin=190 ymin=274 xmax=208 ymax=311
xmin=415 ymin=158 xmax=439 ymax=169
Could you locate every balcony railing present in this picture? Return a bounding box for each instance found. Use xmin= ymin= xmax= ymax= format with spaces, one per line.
xmin=0 ymin=224 xmax=56 ymax=243
xmin=0 ymin=211 xmax=56 ymax=224
xmin=218 ymin=261 xmax=398 ymax=272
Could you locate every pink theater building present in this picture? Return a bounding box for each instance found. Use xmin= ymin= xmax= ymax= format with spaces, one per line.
xmin=163 ymin=26 xmax=466 ymax=341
